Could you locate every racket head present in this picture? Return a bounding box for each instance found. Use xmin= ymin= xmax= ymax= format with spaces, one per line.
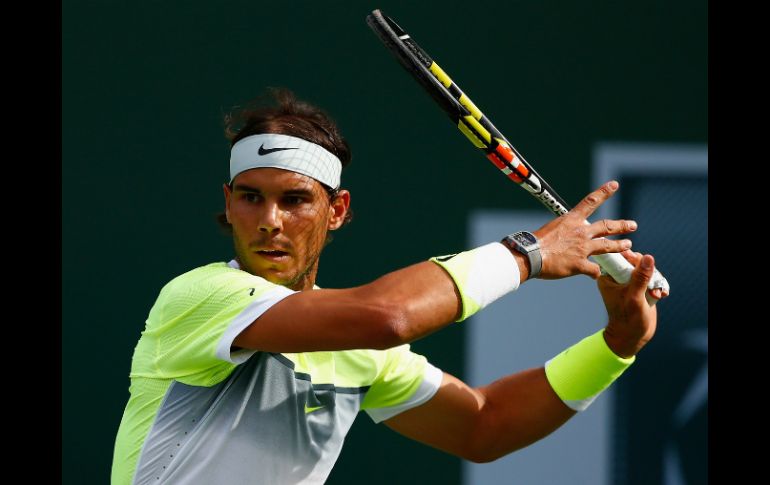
xmin=366 ymin=10 xmax=467 ymax=123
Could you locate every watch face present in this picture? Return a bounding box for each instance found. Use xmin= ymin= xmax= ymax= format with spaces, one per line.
xmin=513 ymin=232 xmax=537 ymax=246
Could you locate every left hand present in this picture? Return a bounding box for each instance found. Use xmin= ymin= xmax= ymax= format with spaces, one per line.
xmin=598 ymin=250 xmax=659 ymax=358
xmin=532 ymin=181 xmax=637 ymax=280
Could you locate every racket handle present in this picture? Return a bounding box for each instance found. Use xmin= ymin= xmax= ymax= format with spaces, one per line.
xmin=592 ymin=253 xmax=670 ymax=306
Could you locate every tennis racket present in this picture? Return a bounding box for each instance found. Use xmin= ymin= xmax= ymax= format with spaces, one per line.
xmin=366 ymin=9 xmax=669 ymax=301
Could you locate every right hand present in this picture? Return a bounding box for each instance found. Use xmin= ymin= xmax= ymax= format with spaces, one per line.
xmin=532 ymin=180 xmax=637 ymax=280
xmin=598 ymin=250 xmax=659 ymax=357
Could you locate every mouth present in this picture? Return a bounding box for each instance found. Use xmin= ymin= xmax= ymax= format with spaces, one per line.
xmin=255 ymin=249 xmax=290 ymax=262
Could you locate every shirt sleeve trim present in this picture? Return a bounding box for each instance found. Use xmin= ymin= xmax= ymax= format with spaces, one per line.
xmin=215 ymin=285 xmax=296 ymax=364
xmin=365 ymin=362 xmax=444 ymax=424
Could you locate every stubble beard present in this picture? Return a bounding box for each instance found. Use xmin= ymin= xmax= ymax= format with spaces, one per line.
xmin=232 ymin=230 xmax=326 ymax=291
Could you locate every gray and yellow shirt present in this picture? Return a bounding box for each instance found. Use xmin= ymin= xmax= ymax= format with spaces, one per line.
xmin=112 ymin=261 xmax=443 ymax=485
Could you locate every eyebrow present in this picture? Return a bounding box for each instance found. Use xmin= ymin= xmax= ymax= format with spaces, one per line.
xmin=232 ymin=184 xmax=261 ymax=193
xmin=232 ymin=184 xmax=316 ymax=197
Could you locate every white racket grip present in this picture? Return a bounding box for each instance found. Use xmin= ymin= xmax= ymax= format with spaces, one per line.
xmin=592 ymin=253 xmax=669 ymax=305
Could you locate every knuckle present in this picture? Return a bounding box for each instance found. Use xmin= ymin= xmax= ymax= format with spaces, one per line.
xmin=588 ymin=264 xmax=600 ymax=279
xmin=551 ymin=214 xmax=567 ymax=226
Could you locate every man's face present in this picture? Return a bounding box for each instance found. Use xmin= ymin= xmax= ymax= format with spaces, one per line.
xmin=224 ymin=167 xmax=349 ymax=290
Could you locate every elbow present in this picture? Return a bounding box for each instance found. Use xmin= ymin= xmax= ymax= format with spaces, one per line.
xmin=463 ymin=442 xmax=510 ymax=464
xmin=465 ymin=454 xmax=498 ymax=465
xmin=462 ymin=432 xmax=502 ymax=464
xmin=369 ymin=304 xmax=411 ymax=350
xmin=460 ymin=408 xmax=515 ymax=464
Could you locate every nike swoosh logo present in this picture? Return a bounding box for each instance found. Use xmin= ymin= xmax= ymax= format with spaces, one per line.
xmin=258 ymin=144 xmax=298 ymax=156
xmin=304 ymin=404 xmax=325 ymax=414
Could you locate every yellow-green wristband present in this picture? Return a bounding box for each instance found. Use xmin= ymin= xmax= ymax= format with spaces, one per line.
xmin=544 ymin=329 xmax=635 ymax=411
xmin=430 ymin=242 xmax=520 ymax=322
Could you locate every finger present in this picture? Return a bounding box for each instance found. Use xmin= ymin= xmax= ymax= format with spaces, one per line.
xmin=571 ymin=181 xmax=619 ymax=219
xmin=583 ymin=261 xmax=602 ymax=280
xmin=620 ymin=249 xmax=642 ymax=266
xmin=651 ymin=287 xmax=670 ymax=300
xmin=589 ymin=237 xmax=633 ymax=256
xmin=649 ymin=288 xmax=663 ymax=300
xmin=630 ymin=254 xmax=655 ymax=295
xmin=586 ymin=218 xmax=637 ymax=238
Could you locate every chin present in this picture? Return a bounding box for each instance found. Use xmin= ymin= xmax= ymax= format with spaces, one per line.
xmin=261 ymin=270 xmax=299 ymax=287
xmin=240 ymin=263 xmax=288 ymax=284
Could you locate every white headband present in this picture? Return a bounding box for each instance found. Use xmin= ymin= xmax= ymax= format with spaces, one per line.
xmin=229 ymin=133 xmax=342 ymax=189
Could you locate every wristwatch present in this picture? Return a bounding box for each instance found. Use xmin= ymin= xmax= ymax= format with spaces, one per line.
xmin=501 ymin=231 xmax=542 ymax=279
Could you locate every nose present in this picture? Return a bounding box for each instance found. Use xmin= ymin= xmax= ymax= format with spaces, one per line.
xmin=258 ymin=201 xmax=282 ymax=234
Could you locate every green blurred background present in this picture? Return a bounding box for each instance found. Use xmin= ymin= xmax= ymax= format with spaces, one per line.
xmin=62 ymin=1 xmax=706 ymax=483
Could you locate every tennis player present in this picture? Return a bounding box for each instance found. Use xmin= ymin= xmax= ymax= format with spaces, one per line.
xmin=111 ymin=88 xmax=663 ymax=484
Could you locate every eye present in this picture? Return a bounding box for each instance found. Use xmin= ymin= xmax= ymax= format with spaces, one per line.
xmin=284 ymin=195 xmax=306 ymax=205
xmin=244 ymin=193 xmax=262 ymax=203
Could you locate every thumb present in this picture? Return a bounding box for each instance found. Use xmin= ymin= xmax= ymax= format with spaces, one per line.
xmin=630 ymin=254 xmax=655 ymax=295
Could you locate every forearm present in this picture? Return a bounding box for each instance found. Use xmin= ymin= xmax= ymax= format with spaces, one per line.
xmin=472 ymin=325 xmax=641 ymax=460
xmin=359 ymin=243 xmax=528 ymax=341
xmin=472 ymin=326 xmax=641 ymax=460
xmin=362 ymin=260 xmax=463 ymax=339
xmin=469 ymin=368 xmax=575 ymax=462
xmin=383 ymin=368 xmax=574 ymax=463
xmin=235 ymin=260 xmax=463 ymax=352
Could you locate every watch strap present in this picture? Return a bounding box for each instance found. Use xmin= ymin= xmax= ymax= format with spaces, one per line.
xmin=501 ymin=231 xmax=542 ymax=279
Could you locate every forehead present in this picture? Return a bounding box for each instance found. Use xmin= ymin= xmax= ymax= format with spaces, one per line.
xmin=232 ymin=167 xmax=326 ymax=193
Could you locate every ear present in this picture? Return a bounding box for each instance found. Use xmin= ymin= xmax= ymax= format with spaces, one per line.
xmin=223 ymin=183 xmax=233 ymax=223
xmin=328 ymin=189 xmax=351 ymax=231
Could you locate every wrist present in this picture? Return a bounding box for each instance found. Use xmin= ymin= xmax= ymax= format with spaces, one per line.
xmin=500 ymin=231 xmax=541 ymax=280
xmin=509 ymin=251 xmax=530 ymax=282
xmin=602 ymin=326 xmax=647 ymax=359
xmin=430 ymin=242 xmax=521 ymax=321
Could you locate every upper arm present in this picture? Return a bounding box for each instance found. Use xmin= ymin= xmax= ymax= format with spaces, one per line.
xmin=138 ymin=265 xmax=292 ymax=383
xmin=383 ymin=372 xmax=487 ymax=461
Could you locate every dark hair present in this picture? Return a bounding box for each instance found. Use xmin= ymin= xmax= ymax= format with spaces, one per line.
xmin=216 ymin=87 xmax=353 ymax=232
